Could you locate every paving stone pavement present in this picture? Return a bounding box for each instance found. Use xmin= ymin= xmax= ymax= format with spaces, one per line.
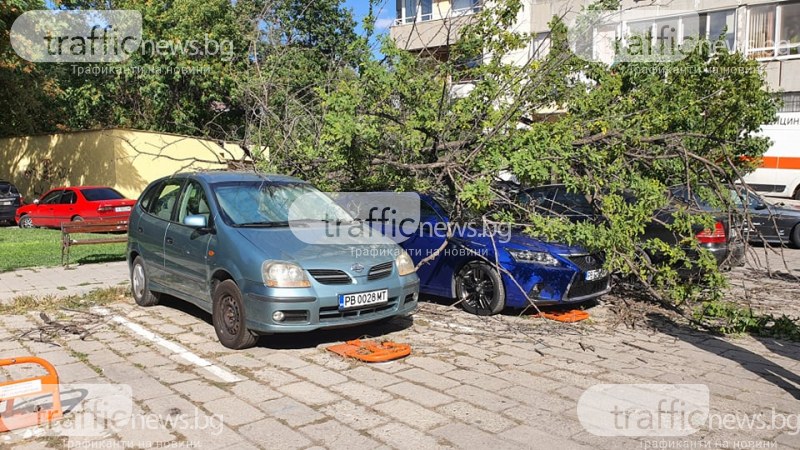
xmin=0 ymin=248 xmax=797 ymax=449
xmin=0 ymin=282 xmax=797 ymax=449
xmin=0 ymin=261 xmax=129 ymax=304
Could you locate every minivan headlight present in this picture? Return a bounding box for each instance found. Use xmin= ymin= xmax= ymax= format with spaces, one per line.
xmin=506 ymin=249 xmax=561 ymax=266
xmin=262 ymin=261 xmax=311 ymax=288
xmin=396 ymin=251 xmax=416 ymax=276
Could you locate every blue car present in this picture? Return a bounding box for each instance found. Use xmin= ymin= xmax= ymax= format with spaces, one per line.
xmin=127 ymin=172 xmax=419 ymax=349
xmin=399 ymin=195 xmax=610 ymax=315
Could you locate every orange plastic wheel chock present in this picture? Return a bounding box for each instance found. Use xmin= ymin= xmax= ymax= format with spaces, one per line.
xmin=0 ymin=356 xmax=63 ymax=433
xmin=326 ymin=339 xmax=411 ymax=362
xmin=533 ymin=309 xmax=590 ymax=323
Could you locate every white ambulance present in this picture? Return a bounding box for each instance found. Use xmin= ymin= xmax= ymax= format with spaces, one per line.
xmin=743 ymin=112 xmax=800 ymax=201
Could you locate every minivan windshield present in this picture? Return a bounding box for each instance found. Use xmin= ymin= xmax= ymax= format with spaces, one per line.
xmin=212 ymin=182 xmax=354 ymax=227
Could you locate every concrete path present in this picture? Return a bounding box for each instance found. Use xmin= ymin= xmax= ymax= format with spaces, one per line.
xmin=0 ymin=261 xmax=129 ymax=304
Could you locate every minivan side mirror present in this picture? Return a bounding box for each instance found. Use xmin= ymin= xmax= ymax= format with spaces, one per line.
xmin=184 ymin=214 xmax=208 ymax=228
xmin=754 ymin=202 xmax=768 ymax=211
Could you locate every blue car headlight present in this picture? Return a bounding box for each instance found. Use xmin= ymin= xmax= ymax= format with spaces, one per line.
xmin=506 ymin=249 xmax=561 ymax=266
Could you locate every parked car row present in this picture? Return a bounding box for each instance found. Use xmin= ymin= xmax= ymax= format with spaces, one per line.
xmin=6 ymin=172 xmax=798 ymax=350
xmin=124 ymin=172 xmax=610 ymax=348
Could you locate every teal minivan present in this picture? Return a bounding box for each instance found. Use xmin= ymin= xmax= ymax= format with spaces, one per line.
xmin=127 ymin=171 xmax=419 ymax=349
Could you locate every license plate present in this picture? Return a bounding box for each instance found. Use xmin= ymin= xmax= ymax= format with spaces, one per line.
xmin=114 ymin=206 xmax=131 ymax=212
xmin=0 ymin=201 xmax=10 ymax=206
xmin=585 ymin=269 xmax=608 ymax=281
xmin=339 ymin=289 xmax=388 ymax=310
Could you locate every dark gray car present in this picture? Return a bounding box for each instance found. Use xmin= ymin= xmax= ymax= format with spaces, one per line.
xmin=0 ymin=181 xmax=22 ymax=225
xmin=672 ymin=185 xmax=800 ymax=248
xmin=520 ymin=184 xmax=746 ymax=269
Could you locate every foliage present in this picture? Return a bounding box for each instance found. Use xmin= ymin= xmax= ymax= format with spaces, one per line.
xmin=695 ymin=301 xmax=800 ymax=341
xmin=57 ymin=0 xmax=255 ymax=139
xmin=242 ymin=0 xmax=362 ymax=177
xmin=275 ymin=0 xmax=779 ymax=314
xmin=0 ymin=0 xmax=65 ymax=137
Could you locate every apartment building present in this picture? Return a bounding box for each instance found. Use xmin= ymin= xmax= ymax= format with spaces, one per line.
xmin=390 ymin=0 xmax=800 ymax=108
xmin=391 ymin=0 xmax=800 ymax=199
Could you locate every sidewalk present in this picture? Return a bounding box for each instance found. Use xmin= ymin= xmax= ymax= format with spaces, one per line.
xmin=0 ymin=261 xmax=129 ymax=305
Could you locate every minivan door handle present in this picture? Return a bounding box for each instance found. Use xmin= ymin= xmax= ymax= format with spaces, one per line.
xmin=166 ymin=237 xmax=174 ymax=245
xmin=137 ymin=227 xmax=143 ymax=233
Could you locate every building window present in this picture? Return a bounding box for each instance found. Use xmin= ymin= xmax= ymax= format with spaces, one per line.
xmin=395 ymin=0 xmax=480 ymax=25
xmin=747 ymin=2 xmax=800 ymax=58
xmin=530 ymin=32 xmax=551 ymax=60
xmin=700 ymin=10 xmax=736 ymax=52
xmin=625 ymin=16 xmax=687 ymax=53
xmin=780 ymin=92 xmax=800 ymax=113
xmin=624 ymin=10 xmax=736 ymax=56
xmin=396 ymin=0 xmax=434 ymax=24
xmin=452 ymin=0 xmax=480 ymax=14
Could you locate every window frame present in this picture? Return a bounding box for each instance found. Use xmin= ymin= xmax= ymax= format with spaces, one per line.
xmin=176 ymin=180 xmax=212 ymax=226
xmin=146 ymin=179 xmax=186 ymax=223
xmin=40 ymin=190 xmax=64 ymax=205
xmin=746 ymin=1 xmax=800 ymax=60
xmin=395 ymin=0 xmax=480 ymax=25
xmin=620 ymin=9 xmax=736 ymax=57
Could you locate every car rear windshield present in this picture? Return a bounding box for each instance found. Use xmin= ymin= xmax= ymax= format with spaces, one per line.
xmin=0 ymin=183 xmax=19 ymax=196
xmin=81 ymin=188 xmax=126 ymax=201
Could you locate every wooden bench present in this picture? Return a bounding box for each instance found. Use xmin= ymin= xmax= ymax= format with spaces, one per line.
xmin=61 ymin=220 xmax=129 ymax=266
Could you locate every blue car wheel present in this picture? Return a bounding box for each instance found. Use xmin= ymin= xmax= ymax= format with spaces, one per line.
xmin=455 ymin=261 xmax=506 ymax=316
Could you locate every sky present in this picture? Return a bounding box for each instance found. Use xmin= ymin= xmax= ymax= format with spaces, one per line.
xmin=344 ymin=0 xmax=396 ymax=33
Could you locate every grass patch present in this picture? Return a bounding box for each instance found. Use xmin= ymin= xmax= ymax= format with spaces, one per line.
xmin=0 ymin=226 xmax=126 ymax=272
xmin=0 ymin=286 xmax=129 ymax=314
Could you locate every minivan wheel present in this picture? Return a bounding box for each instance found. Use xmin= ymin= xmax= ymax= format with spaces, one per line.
xmin=131 ymin=256 xmax=160 ymax=306
xmin=455 ymin=261 xmax=505 ymax=316
xmin=19 ymin=215 xmax=33 ymax=229
xmin=212 ymin=280 xmax=258 ymax=349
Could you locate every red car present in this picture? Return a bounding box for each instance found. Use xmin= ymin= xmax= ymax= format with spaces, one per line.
xmin=16 ymin=186 xmax=135 ymax=229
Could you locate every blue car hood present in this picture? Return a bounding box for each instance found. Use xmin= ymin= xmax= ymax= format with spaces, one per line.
xmin=502 ymin=231 xmax=584 ymax=255
xmin=234 ymin=226 xmax=401 ymax=269
xmin=454 ymin=229 xmax=583 ymax=255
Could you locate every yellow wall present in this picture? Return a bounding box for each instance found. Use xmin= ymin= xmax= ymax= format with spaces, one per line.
xmin=0 ymin=129 xmax=250 ymax=201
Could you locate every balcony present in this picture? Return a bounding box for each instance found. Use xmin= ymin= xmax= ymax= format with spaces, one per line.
xmin=390 ymin=3 xmax=481 ymax=52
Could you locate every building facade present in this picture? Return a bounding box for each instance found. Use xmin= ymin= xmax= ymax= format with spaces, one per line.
xmin=390 ymin=0 xmax=800 ymax=109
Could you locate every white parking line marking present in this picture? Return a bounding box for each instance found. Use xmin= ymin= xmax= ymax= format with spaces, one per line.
xmin=94 ymin=308 xmax=242 ymax=383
